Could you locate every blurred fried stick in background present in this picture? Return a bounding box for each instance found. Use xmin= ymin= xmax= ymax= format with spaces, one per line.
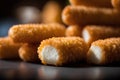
xmin=62 ymin=6 xmax=120 ymax=26
xmin=65 ymin=25 xmax=82 ymax=37
xmin=0 ymin=37 xmax=22 ymax=59
xmin=111 ymin=0 xmax=120 ymax=9
xmin=19 ymin=44 xmax=39 ymax=62
xmin=42 ymin=1 xmax=62 ymax=23
xmin=69 ymin=0 xmax=112 ymax=8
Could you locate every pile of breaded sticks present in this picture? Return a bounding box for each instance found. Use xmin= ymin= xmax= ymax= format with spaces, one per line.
xmin=62 ymin=0 xmax=120 ymax=65
xmin=64 ymin=0 xmax=120 ymax=45
xmin=1 ymin=0 xmax=120 ymax=66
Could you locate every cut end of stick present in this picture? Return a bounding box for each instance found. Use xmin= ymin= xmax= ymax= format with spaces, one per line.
xmin=41 ymin=45 xmax=59 ymax=65
xmin=82 ymin=29 xmax=91 ymax=44
xmin=88 ymin=45 xmax=103 ymax=64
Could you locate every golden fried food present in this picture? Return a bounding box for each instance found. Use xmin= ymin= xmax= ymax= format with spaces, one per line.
xmin=87 ymin=38 xmax=120 ymax=65
xmin=0 ymin=37 xmax=22 ymax=59
xmin=69 ymin=0 xmax=112 ymax=8
xmin=62 ymin=6 xmax=120 ymax=26
xmin=8 ymin=23 xmax=66 ymax=44
xmin=82 ymin=25 xmax=120 ymax=46
xmin=42 ymin=1 xmax=62 ymax=23
xmin=65 ymin=25 xmax=82 ymax=37
xmin=111 ymin=0 xmax=120 ymax=9
xmin=19 ymin=44 xmax=39 ymax=62
xmin=37 ymin=37 xmax=88 ymax=66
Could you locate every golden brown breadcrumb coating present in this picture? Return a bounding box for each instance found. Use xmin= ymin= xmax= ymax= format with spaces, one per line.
xmin=69 ymin=0 xmax=112 ymax=8
xmin=19 ymin=44 xmax=39 ymax=62
xmin=62 ymin=6 xmax=120 ymax=26
xmin=87 ymin=38 xmax=120 ymax=65
xmin=0 ymin=37 xmax=22 ymax=59
xmin=66 ymin=25 xmax=82 ymax=37
xmin=82 ymin=25 xmax=120 ymax=46
xmin=111 ymin=0 xmax=120 ymax=9
xmin=8 ymin=23 xmax=66 ymax=44
xmin=38 ymin=37 xmax=88 ymax=66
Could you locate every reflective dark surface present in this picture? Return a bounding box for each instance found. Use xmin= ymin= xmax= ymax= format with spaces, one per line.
xmin=0 ymin=60 xmax=120 ymax=80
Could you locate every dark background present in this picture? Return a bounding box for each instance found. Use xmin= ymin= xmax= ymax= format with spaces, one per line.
xmin=0 ymin=0 xmax=67 ymax=37
xmin=0 ymin=0 xmax=66 ymax=19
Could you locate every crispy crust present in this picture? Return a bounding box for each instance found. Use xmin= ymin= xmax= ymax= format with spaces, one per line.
xmin=65 ymin=25 xmax=82 ymax=37
xmin=69 ymin=0 xmax=112 ymax=8
xmin=82 ymin=25 xmax=120 ymax=46
xmin=0 ymin=37 xmax=22 ymax=59
xmin=9 ymin=23 xmax=66 ymax=44
xmin=19 ymin=44 xmax=39 ymax=62
xmin=38 ymin=37 xmax=88 ymax=66
xmin=62 ymin=6 xmax=120 ymax=26
xmin=88 ymin=38 xmax=120 ymax=64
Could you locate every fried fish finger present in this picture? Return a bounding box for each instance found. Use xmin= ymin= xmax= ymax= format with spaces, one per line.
xmin=111 ymin=0 xmax=120 ymax=9
xmin=82 ymin=25 xmax=120 ymax=46
xmin=0 ymin=37 xmax=22 ymax=59
xmin=87 ymin=38 xmax=120 ymax=65
xmin=8 ymin=23 xmax=66 ymax=44
xmin=62 ymin=6 xmax=120 ymax=26
xmin=65 ymin=25 xmax=82 ymax=37
xmin=37 ymin=37 xmax=88 ymax=66
xmin=19 ymin=44 xmax=39 ymax=62
xmin=69 ymin=0 xmax=112 ymax=8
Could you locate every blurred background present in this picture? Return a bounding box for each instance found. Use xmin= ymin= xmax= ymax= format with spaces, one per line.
xmin=0 ymin=0 xmax=68 ymax=37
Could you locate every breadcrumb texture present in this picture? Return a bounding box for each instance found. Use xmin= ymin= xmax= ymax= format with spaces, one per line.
xmin=62 ymin=6 xmax=120 ymax=26
xmin=38 ymin=37 xmax=88 ymax=66
xmin=0 ymin=37 xmax=22 ymax=59
xmin=88 ymin=38 xmax=120 ymax=65
xmin=66 ymin=25 xmax=82 ymax=37
xmin=82 ymin=25 xmax=120 ymax=45
xmin=69 ymin=0 xmax=112 ymax=8
xmin=9 ymin=23 xmax=66 ymax=44
xmin=19 ymin=44 xmax=39 ymax=62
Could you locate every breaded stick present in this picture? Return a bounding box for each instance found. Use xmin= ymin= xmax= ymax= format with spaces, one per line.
xmin=87 ymin=38 xmax=120 ymax=65
xmin=62 ymin=6 xmax=120 ymax=26
xmin=0 ymin=37 xmax=22 ymax=59
xmin=42 ymin=1 xmax=62 ymax=23
xmin=8 ymin=23 xmax=66 ymax=44
xmin=69 ymin=0 xmax=112 ymax=8
xmin=19 ymin=44 xmax=39 ymax=62
xmin=37 ymin=37 xmax=88 ymax=66
xmin=65 ymin=25 xmax=82 ymax=37
xmin=111 ymin=0 xmax=120 ymax=9
xmin=82 ymin=25 xmax=120 ymax=46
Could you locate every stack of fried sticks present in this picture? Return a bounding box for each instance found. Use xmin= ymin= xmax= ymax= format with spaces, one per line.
xmin=62 ymin=0 xmax=120 ymax=65
xmin=63 ymin=0 xmax=120 ymax=45
xmin=1 ymin=0 xmax=120 ymax=66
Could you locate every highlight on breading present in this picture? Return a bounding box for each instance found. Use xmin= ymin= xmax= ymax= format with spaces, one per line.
xmin=111 ymin=0 xmax=120 ymax=9
xmin=82 ymin=25 xmax=120 ymax=46
xmin=62 ymin=6 xmax=120 ymax=26
xmin=37 ymin=37 xmax=88 ymax=66
xmin=69 ymin=0 xmax=112 ymax=8
xmin=65 ymin=25 xmax=82 ymax=37
xmin=8 ymin=23 xmax=66 ymax=44
xmin=0 ymin=37 xmax=22 ymax=59
xmin=87 ymin=38 xmax=120 ymax=65
xmin=19 ymin=44 xmax=39 ymax=62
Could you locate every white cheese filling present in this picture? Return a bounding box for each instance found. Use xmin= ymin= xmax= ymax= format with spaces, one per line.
xmin=41 ymin=45 xmax=59 ymax=65
xmin=82 ymin=29 xmax=90 ymax=43
xmin=89 ymin=45 xmax=102 ymax=64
